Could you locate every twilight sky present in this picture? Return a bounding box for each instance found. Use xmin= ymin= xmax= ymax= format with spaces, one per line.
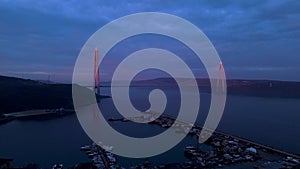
xmin=0 ymin=0 xmax=300 ymax=83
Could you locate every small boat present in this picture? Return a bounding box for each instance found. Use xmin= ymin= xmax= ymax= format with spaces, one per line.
xmin=52 ymin=164 xmax=63 ymax=169
xmin=80 ymin=145 xmax=91 ymax=151
xmin=103 ymin=145 xmax=114 ymax=151
xmin=87 ymin=152 xmax=97 ymax=158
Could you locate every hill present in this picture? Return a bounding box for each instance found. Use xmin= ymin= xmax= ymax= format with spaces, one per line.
xmin=130 ymin=78 xmax=300 ymax=99
xmin=0 ymin=75 xmax=109 ymax=114
xmin=0 ymin=76 xmax=74 ymax=114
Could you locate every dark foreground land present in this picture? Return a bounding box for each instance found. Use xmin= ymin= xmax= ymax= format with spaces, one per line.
xmin=0 ymin=75 xmax=74 ymax=114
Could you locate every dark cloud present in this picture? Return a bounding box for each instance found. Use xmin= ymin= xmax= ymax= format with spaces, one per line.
xmin=0 ymin=0 xmax=299 ymax=82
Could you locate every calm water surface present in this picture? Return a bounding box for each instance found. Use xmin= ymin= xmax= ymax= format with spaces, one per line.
xmin=0 ymin=87 xmax=300 ymax=168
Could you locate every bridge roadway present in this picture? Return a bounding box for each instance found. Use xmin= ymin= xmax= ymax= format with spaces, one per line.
xmin=4 ymin=109 xmax=74 ymax=118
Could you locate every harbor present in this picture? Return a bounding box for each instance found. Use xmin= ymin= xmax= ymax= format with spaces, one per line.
xmin=107 ymin=112 xmax=300 ymax=169
xmin=80 ymin=143 xmax=120 ymax=169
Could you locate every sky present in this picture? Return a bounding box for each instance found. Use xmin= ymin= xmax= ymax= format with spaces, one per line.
xmin=0 ymin=0 xmax=300 ymax=83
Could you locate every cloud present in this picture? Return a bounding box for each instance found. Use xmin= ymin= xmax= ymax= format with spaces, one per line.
xmin=0 ymin=0 xmax=300 ymax=82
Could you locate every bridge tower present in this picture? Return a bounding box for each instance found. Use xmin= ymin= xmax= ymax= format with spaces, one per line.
xmin=217 ymin=61 xmax=226 ymax=92
xmin=94 ymin=48 xmax=100 ymax=95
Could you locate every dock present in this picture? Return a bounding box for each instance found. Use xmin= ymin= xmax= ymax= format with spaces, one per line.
xmin=80 ymin=143 xmax=118 ymax=169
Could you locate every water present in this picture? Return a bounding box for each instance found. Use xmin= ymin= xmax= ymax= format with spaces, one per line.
xmin=0 ymin=87 xmax=300 ymax=168
xmin=0 ymin=114 xmax=91 ymax=168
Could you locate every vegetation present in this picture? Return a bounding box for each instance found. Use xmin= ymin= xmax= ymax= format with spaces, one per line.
xmin=0 ymin=76 xmax=75 ymax=114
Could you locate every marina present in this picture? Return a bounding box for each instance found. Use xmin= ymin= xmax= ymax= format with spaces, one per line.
xmin=107 ymin=112 xmax=300 ymax=169
xmin=80 ymin=143 xmax=120 ymax=169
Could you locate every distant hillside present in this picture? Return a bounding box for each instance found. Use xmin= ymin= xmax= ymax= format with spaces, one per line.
xmin=225 ymin=79 xmax=300 ymax=98
xmin=130 ymin=78 xmax=300 ymax=99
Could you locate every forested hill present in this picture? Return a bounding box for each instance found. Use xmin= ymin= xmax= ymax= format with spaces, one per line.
xmin=0 ymin=75 xmax=75 ymax=114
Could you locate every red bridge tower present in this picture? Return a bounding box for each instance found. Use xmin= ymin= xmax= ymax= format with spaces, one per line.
xmin=94 ymin=48 xmax=100 ymax=95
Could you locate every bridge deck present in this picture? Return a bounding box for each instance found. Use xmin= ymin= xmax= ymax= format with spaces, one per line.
xmin=5 ymin=110 xmax=55 ymax=117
